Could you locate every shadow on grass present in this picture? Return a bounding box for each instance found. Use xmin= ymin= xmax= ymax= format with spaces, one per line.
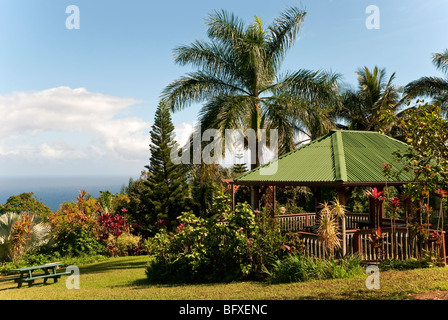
xmin=79 ymin=256 xmax=148 ymax=275
xmin=127 ymin=277 xmax=243 ymax=289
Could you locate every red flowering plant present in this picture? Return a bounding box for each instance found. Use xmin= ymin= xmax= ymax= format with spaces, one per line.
xmin=366 ymin=187 xmax=386 ymax=228
xmin=428 ymin=230 xmax=442 ymax=243
xmin=97 ymin=210 xmax=130 ymax=256
xmin=388 ymin=197 xmax=400 ymax=212
xmin=369 ymin=228 xmax=386 ymax=249
xmin=368 ymin=227 xmax=387 ymax=260
xmin=388 ymin=196 xmax=401 ymax=224
xmin=97 ymin=212 xmax=129 ymax=240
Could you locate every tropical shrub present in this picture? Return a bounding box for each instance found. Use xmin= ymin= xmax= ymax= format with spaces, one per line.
xmin=47 ymin=190 xmax=134 ymax=257
xmin=97 ymin=211 xmax=130 ymax=256
xmin=97 ymin=212 xmax=128 ymax=240
xmin=48 ymin=197 xmax=102 ymax=257
xmin=0 ymin=192 xmax=52 ymax=217
xmin=0 ymin=212 xmax=51 ymax=263
xmin=119 ymin=171 xmax=153 ymax=237
xmin=114 ymin=232 xmax=142 ymax=256
xmin=391 ymin=103 xmax=448 ymax=225
xmin=145 ymin=194 xmax=296 ymax=284
xmin=97 ymin=190 xmax=130 ymax=215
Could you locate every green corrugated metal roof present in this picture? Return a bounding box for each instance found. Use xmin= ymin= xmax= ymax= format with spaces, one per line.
xmin=235 ymin=130 xmax=413 ymax=185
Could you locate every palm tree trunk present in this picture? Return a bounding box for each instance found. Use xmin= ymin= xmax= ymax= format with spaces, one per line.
xmin=336 ymin=189 xmax=346 ymax=257
xmin=250 ymin=102 xmax=261 ymax=211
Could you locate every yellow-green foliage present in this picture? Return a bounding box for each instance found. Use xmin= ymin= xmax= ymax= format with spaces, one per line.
xmin=114 ymin=232 xmax=141 ymax=256
xmin=317 ymin=201 xmax=341 ymax=257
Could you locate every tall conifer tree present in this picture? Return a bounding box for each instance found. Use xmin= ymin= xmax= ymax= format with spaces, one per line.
xmin=145 ymin=102 xmax=189 ymax=229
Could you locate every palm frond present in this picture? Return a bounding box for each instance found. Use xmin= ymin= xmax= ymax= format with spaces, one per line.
xmin=267 ymin=7 xmax=306 ymax=70
xmin=161 ymin=71 xmax=248 ymax=112
xmin=268 ymin=69 xmax=341 ymax=105
xmin=403 ymin=76 xmax=448 ymax=101
xmin=173 ymin=40 xmax=237 ymax=77
xmin=432 ymin=49 xmax=448 ymax=76
xmin=206 ymin=9 xmax=245 ymax=46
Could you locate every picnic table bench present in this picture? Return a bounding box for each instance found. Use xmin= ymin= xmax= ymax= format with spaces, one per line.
xmin=12 ymin=262 xmax=71 ymax=288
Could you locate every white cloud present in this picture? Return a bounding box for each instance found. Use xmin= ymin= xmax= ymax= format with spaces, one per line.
xmin=0 ymin=87 xmax=150 ymax=166
xmin=39 ymin=144 xmax=63 ymax=159
xmin=174 ymin=122 xmax=194 ymax=147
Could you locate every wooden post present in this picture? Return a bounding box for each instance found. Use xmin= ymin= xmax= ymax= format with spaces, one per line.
xmin=231 ymin=182 xmax=235 ymax=213
xmin=441 ymin=231 xmax=447 ymax=266
xmin=313 ymin=187 xmax=321 ymax=224
xmin=251 ymin=186 xmax=261 ymax=212
xmin=354 ymin=231 xmax=361 ymax=256
xmin=369 ymin=196 xmax=375 ymax=227
xmin=337 ymin=188 xmax=347 ymax=257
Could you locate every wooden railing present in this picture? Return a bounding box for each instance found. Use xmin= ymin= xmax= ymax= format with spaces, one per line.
xmin=298 ymin=227 xmax=447 ymax=264
xmin=275 ymin=213 xmax=316 ymax=232
xmin=275 ymin=212 xmax=370 ymax=232
xmin=298 ymin=231 xmax=327 ymax=258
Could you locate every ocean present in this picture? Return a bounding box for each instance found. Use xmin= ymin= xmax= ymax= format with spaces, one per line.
xmin=0 ymin=176 xmax=135 ymax=212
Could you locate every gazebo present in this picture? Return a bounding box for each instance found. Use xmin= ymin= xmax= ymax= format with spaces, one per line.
xmin=232 ymin=129 xmax=413 ymax=220
xmin=226 ymin=130 xmax=447 ymax=262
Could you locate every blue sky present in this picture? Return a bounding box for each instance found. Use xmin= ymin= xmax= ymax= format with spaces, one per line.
xmin=0 ymin=0 xmax=447 ymax=178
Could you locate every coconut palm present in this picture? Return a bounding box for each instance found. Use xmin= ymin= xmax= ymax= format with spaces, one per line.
xmin=162 ymin=7 xmax=340 ymax=208
xmin=336 ymin=66 xmax=401 ymax=133
xmin=0 ymin=212 xmax=51 ymax=263
xmin=403 ymin=49 xmax=448 ymax=112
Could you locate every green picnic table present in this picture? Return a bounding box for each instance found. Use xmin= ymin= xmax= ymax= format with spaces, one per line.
xmin=12 ymin=262 xmax=71 ymax=288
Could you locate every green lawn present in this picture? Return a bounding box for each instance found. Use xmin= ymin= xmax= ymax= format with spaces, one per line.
xmin=0 ymin=255 xmax=448 ymax=300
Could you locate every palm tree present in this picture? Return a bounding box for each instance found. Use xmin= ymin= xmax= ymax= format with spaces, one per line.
xmin=336 ymin=66 xmax=400 ymax=133
xmin=404 ymin=49 xmax=448 ymax=112
xmin=162 ymin=7 xmax=340 ymax=209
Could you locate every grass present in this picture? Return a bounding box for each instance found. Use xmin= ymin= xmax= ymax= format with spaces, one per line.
xmin=0 ymin=255 xmax=448 ymax=300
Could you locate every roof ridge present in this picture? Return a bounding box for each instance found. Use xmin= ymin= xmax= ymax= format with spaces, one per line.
xmin=332 ymin=130 xmax=348 ymax=181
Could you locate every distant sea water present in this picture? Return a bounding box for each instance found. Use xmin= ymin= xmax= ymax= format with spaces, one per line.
xmin=0 ymin=176 xmax=135 ymax=212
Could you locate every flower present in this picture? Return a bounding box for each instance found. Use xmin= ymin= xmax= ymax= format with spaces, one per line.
xmin=381 ymin=163 xmax=392 ymax=173
xmin=435 ymin=189 xmax=448 ymax=198
xmin=366 ymin=187 xmax=385 ymax=201
xmin=282 ymin=244 xmax=291 ymax=252
xmin=388 ymin=197 xmax=400 ymax=211
xmin=176 ymin=223 xmax=185 ymax=231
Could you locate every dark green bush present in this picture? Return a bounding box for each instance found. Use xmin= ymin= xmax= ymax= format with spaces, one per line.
xmin=145 ymin=195 xmax=295 ymax=284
